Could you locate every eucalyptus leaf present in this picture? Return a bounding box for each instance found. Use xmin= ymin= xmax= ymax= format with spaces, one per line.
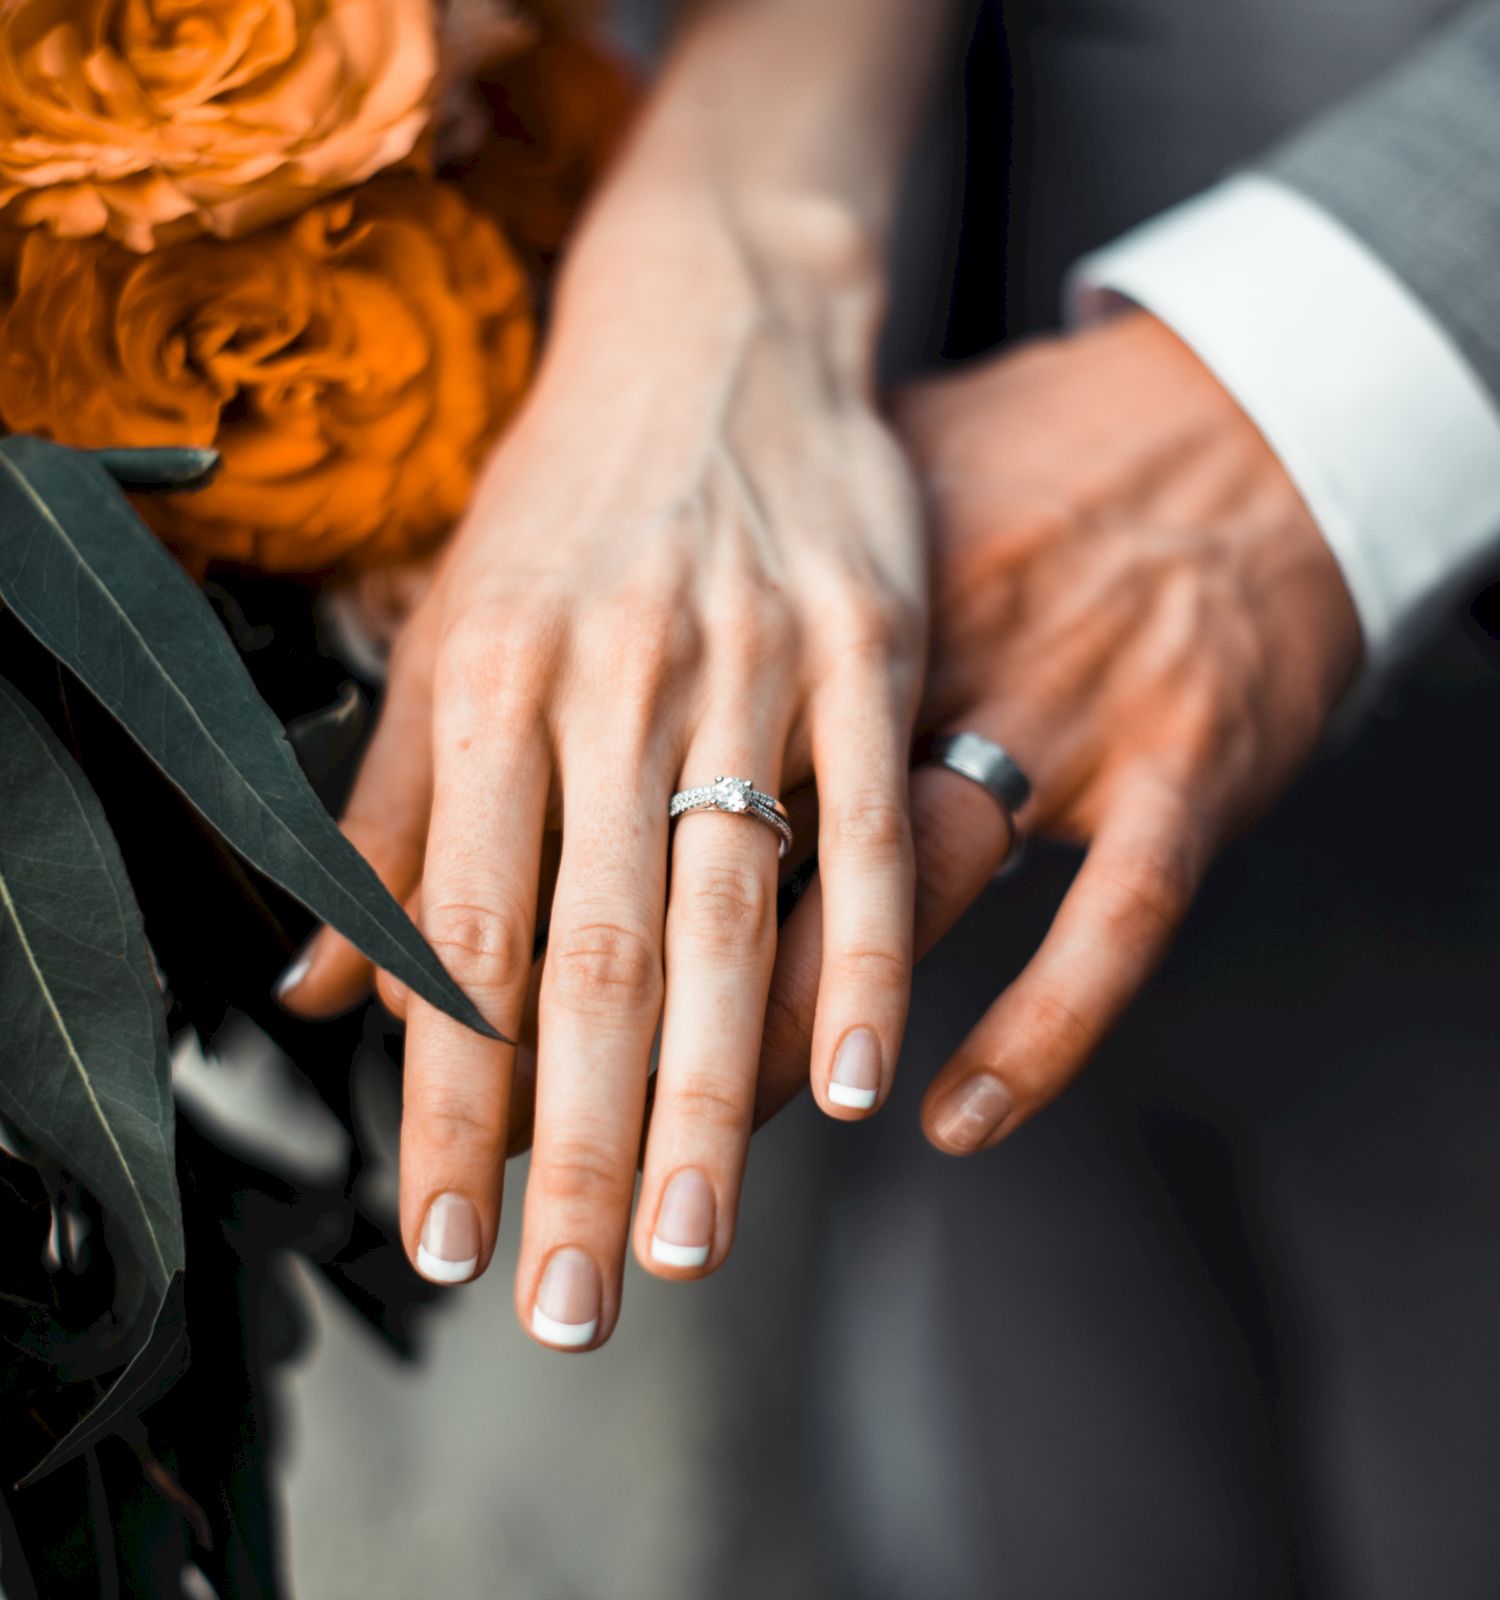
xmin=0 ymin=678 xmax=188 ymax=1482
xmin=0 ymin=676 xmax=181 ymax=1299
xmin=91 ymin=448 xmax=220 ymax=493
xmin=18 ymin=1274 xmax=188 ymax=1488
xmin=0 ymin=436 xmax=497 ymax=1039
xmin=0 ymin=1291 xmax=139 ymax=1384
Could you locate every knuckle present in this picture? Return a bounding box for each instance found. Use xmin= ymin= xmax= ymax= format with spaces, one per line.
xmin=827 ymin=587 xmax=922 ymax=663
xmin=413 ymin=1082 xmax=505 ymax=1154
xmin=533 ymin=1134 xmax=635 ymax=1208
xmin=664 ymin=1074 xmax=749 ymax=1135
xmin=595 ymin=588 xmax=697 ymax=665
xmin=1099 ymin=846 xmax=1194 ymax=945
xmin=829 ymin=941 xmax=909 ymax=995
xmin=547 ymin=920 xmax=661 ymax=1014
xmin=823 ymin=795 xmax=912 ymax=863
xmin=704 ymin=586 xmax=798 ymax=672
xmin=579 ymin=598 xmax=699 ymax=743
xmin=435 ymin=607 xmax=550 ymax=708
xmin=435 ymin=610 xmax=510 ymax=688
xmin=424 ymin=900 xmax=531 ymax=993
xmin=1016 ymin=983 xmax=1099 ymax=1067
xmin=672 ymin=861 xmax=774 ymax=951
xmin=1171 ymin=680 xmax=1245 ymax=774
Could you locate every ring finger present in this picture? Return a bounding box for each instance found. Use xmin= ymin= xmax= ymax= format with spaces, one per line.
xmin=634 ymin=716 xmax=791 ymax=1279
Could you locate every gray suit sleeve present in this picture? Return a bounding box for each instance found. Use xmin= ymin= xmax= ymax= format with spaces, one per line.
xmin=1265 ymin=2 xmax=1500 ymax=402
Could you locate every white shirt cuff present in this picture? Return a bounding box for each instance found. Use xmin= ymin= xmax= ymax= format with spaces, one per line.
xmin=1069 ymin=173 xmax=1500 ymax=669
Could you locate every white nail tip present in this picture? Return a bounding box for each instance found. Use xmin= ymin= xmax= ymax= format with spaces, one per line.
xmin=531 ymin=1305 xmax=598 ymax=1348
xmin=828 ymin=1082 xmax=878 ymax=1110
xmin=650 ymin=1237 xmax=710 ymax=1269
xmin=415 ymin=1245 xmax=478 ymax=1285
xmin=274 ymin=952 xmax=312 ymax=1000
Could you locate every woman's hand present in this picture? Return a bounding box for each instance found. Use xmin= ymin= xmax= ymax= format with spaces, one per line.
xmin=757 ymin=312 xmax=1362 ymax=1144
xmin=282 ymin=189 xmax=925 ymax=1347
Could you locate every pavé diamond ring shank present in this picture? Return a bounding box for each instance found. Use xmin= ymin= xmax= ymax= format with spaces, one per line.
xmin=669 ymin=776 xmax=794 ymax=859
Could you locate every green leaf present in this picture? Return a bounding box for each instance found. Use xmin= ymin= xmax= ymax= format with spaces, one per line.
xmin=90 ymin=447 xmax=220 ymax=492
xmin=0 ymin=435 xmax=497 ymax=1040
xmin=16 ymin=1274 xmax=188 ymax=1488
xmin=0 ymin=676 xmax=188 ymax=1482
xmin=0 ymin=675 xmax=181 ymax=1297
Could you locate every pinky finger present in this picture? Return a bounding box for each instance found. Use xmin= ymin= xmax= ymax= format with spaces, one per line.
xmin=375 ymin=885 xmax=422 ymax=1019
xmin=279 ymin=651 xmax=434 ymax=1017
xmin=921 ymin=776 xmax=1208 ymax=1155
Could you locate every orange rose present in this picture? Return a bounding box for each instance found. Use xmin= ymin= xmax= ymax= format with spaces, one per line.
xmin=0 ymin=0 xmax=439 ymax=251
xmin=0 ymin=173 xmax=534 ymax=572
xmin=443 ymin=26 xmax=637 ymax=270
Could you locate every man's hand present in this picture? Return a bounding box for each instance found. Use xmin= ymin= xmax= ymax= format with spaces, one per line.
xmin=759 ymin=310 xmax=1363 ymax=1149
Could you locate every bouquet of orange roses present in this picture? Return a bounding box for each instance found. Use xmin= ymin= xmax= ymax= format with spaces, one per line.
xmin=0 ymin=0 xmax=635 ymax=572
xmin=0 ymin=3 xmax=633 ymax=1592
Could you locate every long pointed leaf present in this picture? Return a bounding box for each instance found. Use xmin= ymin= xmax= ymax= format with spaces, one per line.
xmin=0 ymin=676 xmax=180 ymax=1294
xmin=90 ymin=447 xmax=220 ymax=492
xmin=0 ymin=436 xmax=496 ymax=1039
xmin=0 ymin=676 xmax=190 ymax=1482
xmin=88 ymin=448 xmax=217 ymax=489
xmin=17 ymin=1274 xmax=188 ymax=1488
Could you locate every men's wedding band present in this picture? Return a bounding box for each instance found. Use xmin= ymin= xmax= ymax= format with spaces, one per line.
xmin=925 ymin=732 xmax=1032 ymax=833
xmin=669 ymin=775 xmax=794 ymax=860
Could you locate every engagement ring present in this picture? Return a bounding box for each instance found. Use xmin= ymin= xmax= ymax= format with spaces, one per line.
xmin=669 ymin=776 xmax=794 ymax=859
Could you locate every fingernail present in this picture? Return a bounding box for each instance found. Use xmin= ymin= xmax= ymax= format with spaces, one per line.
xmin=274 ymin=942 xmax=314 ymax=1002
xmin=828 ymin=1027 xmax=882 ymax=1110
xmin=531 ymin=1247 xmax=600 ymax=1349
xmin=650 ymin=1169 xmax=714 ymax=1268
xmin=416 ymin=1193 xmax=481 ymax=1284
xmin=933 ymin=1074 xmax=1014 ymax=1153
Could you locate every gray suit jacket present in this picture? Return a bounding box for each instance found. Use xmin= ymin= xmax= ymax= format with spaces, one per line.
xmin=998 ymin=0 xmax=1500 ymax=409
xmin=1268 ymin=2 xmax=1500 ymax=403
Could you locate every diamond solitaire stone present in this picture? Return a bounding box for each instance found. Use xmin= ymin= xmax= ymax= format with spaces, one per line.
xmin=713 ymin=776 xmax=752 ymax=813
xmin=669 ymin=776 xmax=794 ymax=858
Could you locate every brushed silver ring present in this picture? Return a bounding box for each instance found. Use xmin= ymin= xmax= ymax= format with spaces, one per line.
xmin=924 ymin=732 xmax=1032 ymax=874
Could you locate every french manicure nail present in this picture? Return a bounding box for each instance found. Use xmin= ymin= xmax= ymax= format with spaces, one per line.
xmin=274 ymin=943 xmax=314 ymax=1002
xmin=532 ymin=1247 xmax=600 ymax=1348
xmin=934 ymin=1074 xmax=1014 ymax=1153
xmin=828 ymin=1027 xmax=882 ymax=1110
xmin=651 ymin=1169 xmax=714 ymax=1268
xmin=416 ymin=1193 xmax=481 ymax=1284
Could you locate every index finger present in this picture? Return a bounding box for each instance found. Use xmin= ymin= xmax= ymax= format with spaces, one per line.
xmin=922 ymin=776 xmax=1206 ymax=1153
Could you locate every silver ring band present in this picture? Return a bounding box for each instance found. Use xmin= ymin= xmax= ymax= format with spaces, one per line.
xmin=925 ymin=732 xmax=1032 ymax=832
xmin=669 ymin=775 xmax=794 ymax=860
